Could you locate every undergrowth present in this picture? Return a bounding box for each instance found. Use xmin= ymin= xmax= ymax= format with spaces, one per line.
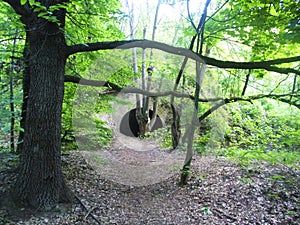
xmin=216 ymin=147 xmax=300 ymax=168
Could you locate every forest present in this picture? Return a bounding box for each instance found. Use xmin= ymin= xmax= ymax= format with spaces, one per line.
xmin=0 ymin=0 xmax=299 ymax=224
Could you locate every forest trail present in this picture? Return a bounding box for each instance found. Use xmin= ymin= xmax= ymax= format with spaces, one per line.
xmin=80 ymin=133 xmax=186 ymax=187
xmin=79 ymin=113 xmax=186 ymax=186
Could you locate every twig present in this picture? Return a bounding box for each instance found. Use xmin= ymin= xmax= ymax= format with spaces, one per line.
xmin=214 ymin=208 xmax=237 ymax=221
xmin=74 ymin=194 xmax=101 ymax=224
xmin=84 ymin=206 xmax=98 ymax=221
xmin=241 ymin=70 xmax=251 ymax=96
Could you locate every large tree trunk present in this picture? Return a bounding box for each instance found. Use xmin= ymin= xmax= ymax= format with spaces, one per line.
xmin=12 ymin=21 xmax=72 ymax=210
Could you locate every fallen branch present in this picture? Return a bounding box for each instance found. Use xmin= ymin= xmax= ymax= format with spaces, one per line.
xmin=84 ymin=206 xmax=99 ymax=221
xmin=213 ymin=208 xmax=237 ymax=221
xmin=74 ymin=194 xmax=101 ymax=224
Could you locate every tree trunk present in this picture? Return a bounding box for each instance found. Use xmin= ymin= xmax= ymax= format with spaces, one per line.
xmin=12 ymin=22 xmax=72 ymax=210
xmin=171 ymin=104 xmax=181 ymax=148
xmin=9 ymin=29 xmax=18 ymax=152
xmin=17 ymin=35 xmax=29 ymax=154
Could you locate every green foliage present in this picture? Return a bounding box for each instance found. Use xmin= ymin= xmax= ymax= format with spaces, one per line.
xmin=108 ymin=66 xmax=138 ymax=87
xmin=65 ymin=0 xmax=123 ymax=44
xmin=61 ymin=0 xmax=124 ymax=150
xmin=1 ymin=0 xmax=299 ymax=163
xmin=180 ymin=165 xmax=192 ymax=175
xmin=217 ymin=147 xmax=300 ymax=168
xmin=0 ymin=55 xmax=23 ymax=149
xmin=62 ymin=83 xmax=77 ymax=132
xmin=193 ymin=98 xmax=299 ymax=168
xmin=223 ymin=101 xmax=300 ymax=152
xmin=144 ymin=126 xmax=173 ymax=150
xmin=94 ymin=95 xmax=115 ymax=114
xmin=0 ymin=2 xmax=26 ymax=151
xmin=94 ymin=117 xmax=112 ymax=147
xmin=210 ymin=0 xmax=299 ymax=60
xmin=61 ymin=83 xmax=78 ymax=151
xmin=20 ymin=0 xmax=69 ymax=24
xmin=0 ymin=93 xmax=23 ymax=150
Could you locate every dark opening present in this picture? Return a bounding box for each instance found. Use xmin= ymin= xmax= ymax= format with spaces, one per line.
xmin=119 ymin=108 xmax=163 ymax=137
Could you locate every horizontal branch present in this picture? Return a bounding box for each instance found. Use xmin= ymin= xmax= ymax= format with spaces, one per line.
xmin=199 ymin=92 xmax=300 ymax=122
xmin=202 ymin=55 xmax=300 ymax=67
xmin=67 ymin=40 xmax=299 ymax=75
xmin=65 ymin=76 xmax=299 ymax=108
xmin=223 ymin=93 xmax=300 ymax=103
xmin=201 ymin=56 xmax=300 ymax=75
xmin=66 ymin=40 xmax=204 ymax=63
xmin=64 ymin=75 xmax=194 ymax=99
xmin=278 ymin=98 xmax=300 ymax=109
xmin=64 ymin=75 xmax=122 ymax=92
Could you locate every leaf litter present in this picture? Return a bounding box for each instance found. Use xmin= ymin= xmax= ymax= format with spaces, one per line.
xmin=0 ymin=150 xmax=299 ymax=224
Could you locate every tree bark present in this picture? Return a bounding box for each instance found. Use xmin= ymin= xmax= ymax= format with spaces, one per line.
xmin=10 ymin=9 xmax=72 ymax=209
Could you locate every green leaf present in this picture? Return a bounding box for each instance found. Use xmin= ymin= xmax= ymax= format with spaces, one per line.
xmin=33 ymin=1 xmax=41 ymax=6
xmin=17 ymin=127 xmax=24 ymax=132
xmin=48 ymin=16 xmax=59 ymax=23
xmin=29 ymin=0 xmax=34 ymax=6
xmin=38 ymin=11 xmax=49 ymax=17
xmin=201 ymin=207 xmax=212 ymax=215
xmin=33 ymin=6 xmax=46 ymax=12
xmin=20 ymin=0 xmax=27 ymax=5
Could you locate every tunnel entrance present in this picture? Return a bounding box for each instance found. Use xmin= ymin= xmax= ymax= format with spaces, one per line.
xmin=119 ymin=108 xmax=163 ymax=137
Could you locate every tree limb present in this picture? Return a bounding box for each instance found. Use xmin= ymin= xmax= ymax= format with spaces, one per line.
xmin=65 ymin=75 xmax=299 ymax=108
xmin=66 ymin=40 xmax=204 ymax=63
xmin=67 ymin=40 xmax=299 ymax=75
xmin=199 ymin=92 xmax=300 ymax=122
xmin=74 ymin=194 xmax=101 ymax=224
xmin=201 ymin=55 xmax=300 ymax=75
xmin=64 ymin=75 xmax=122 ymax=92
xmin=64 ymin=75 xmax=192 ymax=99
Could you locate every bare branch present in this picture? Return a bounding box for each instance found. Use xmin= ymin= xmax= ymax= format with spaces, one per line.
xmin=206 ymin=0 xmax=230 ymax=23
xmin=241 ymin=70 xmax=251 ymax=96
xmin=187 ymin=0 xmax=197 ymax=32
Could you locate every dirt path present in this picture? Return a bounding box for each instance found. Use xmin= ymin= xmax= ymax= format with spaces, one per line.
xmin=79 ymin=113 xmax=187 ymax=186
xmin=81 ymin=133 xmax=186 ymax=186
